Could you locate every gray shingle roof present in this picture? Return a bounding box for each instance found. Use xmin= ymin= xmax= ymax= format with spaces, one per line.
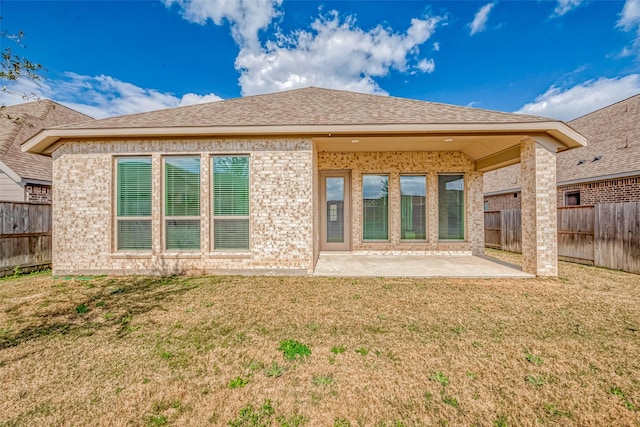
xmin=1 ymin=100 xmax=93 ymax=182
xmin=56 ymin=87 xmax=556 ymax=130
xmin=484 ymin=93 xmax=640 ymax=193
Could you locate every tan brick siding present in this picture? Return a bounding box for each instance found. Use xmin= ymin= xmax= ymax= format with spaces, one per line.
xmin=557 ymin=176 xmax=640 ymax=206
xmin=317 ymin=151 xmax=484 ymax=255
xmin=52 ymin=140 xmax=491 ymax=275
xmin=484 ymin=192 xmax=521 ymax=211
xmin=52 ymin=138 xmax=314 ymax=275
xmin=520 ymin=140 xmax=558 ymax=276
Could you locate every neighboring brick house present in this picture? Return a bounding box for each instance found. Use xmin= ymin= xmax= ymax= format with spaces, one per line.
xmin=23 ymin=87 xmax=585 ymax=276
xmin=484 ymin=94 xmax=640 ymax=209
xmin=0 ymin=100 xmax=92 ymax=202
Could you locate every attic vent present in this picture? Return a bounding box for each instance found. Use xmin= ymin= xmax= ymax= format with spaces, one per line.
xmin=592 ymin=156 xmax=602 ymax=162
xmin=577 ymin=160 xmax=586 ymax=165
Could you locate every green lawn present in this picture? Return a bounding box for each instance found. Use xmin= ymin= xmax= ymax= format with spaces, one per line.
xmin=1 ymin=251 xmax=639 ymax=426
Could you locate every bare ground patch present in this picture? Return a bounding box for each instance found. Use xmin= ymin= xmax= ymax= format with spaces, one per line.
xmin=0 ymin=253 xmax=639 ymax=426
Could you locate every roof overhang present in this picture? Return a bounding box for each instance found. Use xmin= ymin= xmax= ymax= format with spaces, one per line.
xmin=22 ymin=122 xmax=586 ymax=171
xmin=0 ymin=159 xmax=21 ymax=183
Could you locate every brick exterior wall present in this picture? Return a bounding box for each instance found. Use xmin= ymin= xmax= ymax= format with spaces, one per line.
xmin=51 ymin=140 xmax=489 ymax=275
xmin=318 ymin=151 xmax=484 ymax=255
xmin=25 ymin=184 xmax=52 ymax=203
xmin=557 ymin=175 xmax=640 ymax=206
xmin=484 ymin=192 xmax=521 ymax=211
xmin=485 ymin=175 xmax=640 ymax=209
xmin=520 ymin=140 xmax=558 ymax=276
xmin=51 ymin=138 xmax=315 ymax=275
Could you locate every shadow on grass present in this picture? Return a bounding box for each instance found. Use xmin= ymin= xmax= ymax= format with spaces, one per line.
xmin=0 ymin=275 xmax=200 ymax=350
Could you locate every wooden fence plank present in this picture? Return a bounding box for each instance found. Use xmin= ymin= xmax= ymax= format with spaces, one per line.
xmin=557 ymin=206 xmax=594 ymax=264
xmin=501 ymin=209 xmax=521 ymax=253
xmin=0 ymin=201 xmax=52 ymax=276
xmin=484 ymin=211 xmax=501 ymax=248
xmin=486 ymin=202 xmax=639 ymax=274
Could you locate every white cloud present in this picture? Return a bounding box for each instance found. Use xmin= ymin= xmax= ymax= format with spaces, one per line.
xmin=552 ymin=0 xmax=585 ymax=18
xmin=163 ymin=0 xmax=283 ymax=52
xmin=469 ymin=2 xmax=495 ymax=36
xmin=516 ymin=75 xmax=640 ymax=120
xmin=416 ymin=58 xmax=435 ymax=73
xmin=618 ymin=0 xmax=640 ymax=30
xmin=433 ymin=42 xmax=440 ymax=52
xmin=166 ymin=1 xmax=442 ymax=96
xmin=618 ymin=0 xmax=640 ymax=53
xmin=236 ymin=12 xmax=441 ymax=95
xmin=0 ymin=73 xmax=222 ymax=118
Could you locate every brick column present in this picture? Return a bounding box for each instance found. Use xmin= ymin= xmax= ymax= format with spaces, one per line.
xmin=466 ymin=171 xmax=484 ymax=255
xmin=520 ymin=139 xmax=558 ymax=276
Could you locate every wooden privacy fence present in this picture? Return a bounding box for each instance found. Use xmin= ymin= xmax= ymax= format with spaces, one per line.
xmin=0 ymin=202 xmax=52 ymax=277
xmin=483 ymin=209 xmax=522 ymax=254
xmin=484 ymin=202 xmax=640 ymax=274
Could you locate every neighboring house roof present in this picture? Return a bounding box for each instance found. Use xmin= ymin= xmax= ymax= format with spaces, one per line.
xmin=0 ymin=100 xmax=93 ymax=183
xmin=484 ymin=93 xmax=640 ymax=194
xmin=23 ymin=87 xmax=585 ymax=164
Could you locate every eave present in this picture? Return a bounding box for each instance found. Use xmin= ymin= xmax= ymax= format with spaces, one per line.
xmin=22 ymin=121 xmax=586 ymax=173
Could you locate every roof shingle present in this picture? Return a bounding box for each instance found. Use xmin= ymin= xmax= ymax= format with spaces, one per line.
xmin=56 ymin=87 xmax=557 ymax=130
xmin=1 ymin=100 xmax=93 ymax=181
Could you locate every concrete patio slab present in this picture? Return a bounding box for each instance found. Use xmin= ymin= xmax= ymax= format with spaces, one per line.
xmin=313 ymin=254 xmax=534 ymax=278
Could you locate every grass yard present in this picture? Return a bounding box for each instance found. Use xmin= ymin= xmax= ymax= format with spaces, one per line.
xmin=1 ymin=250 xmax=639 ymax=426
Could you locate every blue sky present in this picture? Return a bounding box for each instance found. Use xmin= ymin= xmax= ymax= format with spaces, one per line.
xmin=2 ymin=0 xmax=640 ymax=120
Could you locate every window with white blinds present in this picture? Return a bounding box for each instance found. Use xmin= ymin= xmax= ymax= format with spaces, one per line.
xmin=212 ymin=156 xmax=249 ymax=250
xmin=116 ymin=157 xmax=152 ymax=250
xmin=164 ymin=157 xmax=201 ymax=250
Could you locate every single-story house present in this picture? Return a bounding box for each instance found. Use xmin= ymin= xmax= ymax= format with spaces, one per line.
xmin=22 ymin=87 xmax=585 ymax=277
xmin=484 ymin=93 xmax=640 ymax=210
xmin=1 ymin=100 xmax=92 ymax=202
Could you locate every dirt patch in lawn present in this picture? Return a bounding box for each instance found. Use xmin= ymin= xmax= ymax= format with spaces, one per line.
xmin=0 ymin=252 xmax=639 ymax=426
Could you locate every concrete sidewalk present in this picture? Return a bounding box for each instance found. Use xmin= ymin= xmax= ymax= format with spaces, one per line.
xmin=313 ymin=254 xmax=533 ymax=278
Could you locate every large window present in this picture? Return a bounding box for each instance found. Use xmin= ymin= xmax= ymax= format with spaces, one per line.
xmin=116 ymin=157 xmax=152 ymax=250
xmin=400 ymin=175 xmax=427 ymax=240
xmin=363 ymin=175 xmax=388 ymax=240
xmin=213 ymin=156 xmax=250 ymax=250
xmin=165 ymin=157 xmax=201 ymax=250
xmin=438 ymin=174 xmax=465 ymax=240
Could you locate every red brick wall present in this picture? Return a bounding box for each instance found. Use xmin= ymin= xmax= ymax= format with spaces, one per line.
xmin=557 ymin=176 xmax=640 ymax=206
xmin=484 ymin=192 xmax=521 ymax=211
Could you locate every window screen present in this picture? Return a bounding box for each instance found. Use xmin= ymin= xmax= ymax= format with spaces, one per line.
xmin=116 ymin=157 xmax=152 ymax=250
xmin=400 ymin=175 xmax=426 ymax=240
xmin=362 ymin=175 xmax=389 ymax=240
xmin=438 ymin=174 xmax=464 ymax=240
xmin=165 ymin=157 xmax=200 ymax=250
xmin=213 ymin=156 xmax=250 ymax=250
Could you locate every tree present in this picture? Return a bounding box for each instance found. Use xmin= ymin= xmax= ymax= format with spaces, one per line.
xmin=1 ymin=16 xmax=44 ymax=110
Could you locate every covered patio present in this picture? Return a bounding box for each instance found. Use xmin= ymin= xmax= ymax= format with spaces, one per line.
xmin=313 ymin=253 xmax=532 ymax=278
